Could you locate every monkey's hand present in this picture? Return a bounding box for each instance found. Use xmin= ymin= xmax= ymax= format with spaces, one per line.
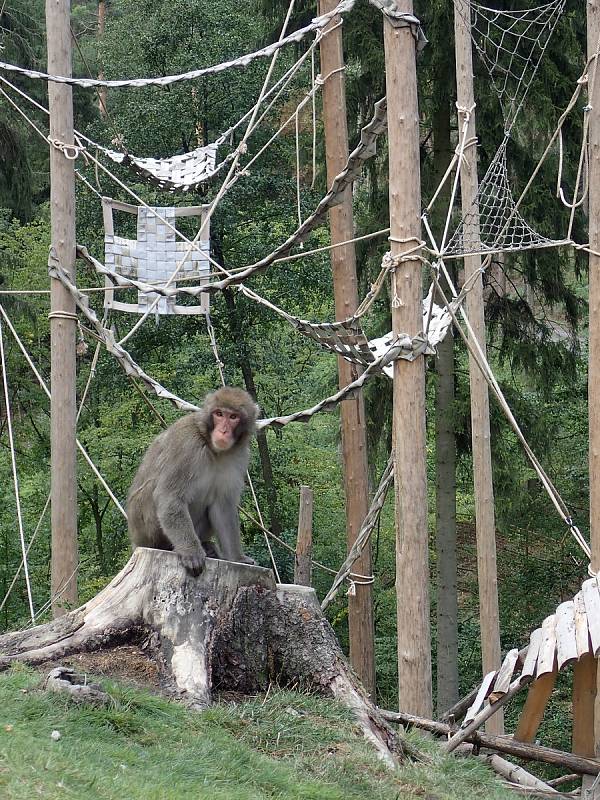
xmin=178 ymin=546 xmax=206 ymax=577
xmin=238 ymin=554 xmax=258 ymax=567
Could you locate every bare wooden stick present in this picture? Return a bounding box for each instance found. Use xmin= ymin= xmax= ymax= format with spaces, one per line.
xmin=440 ymin=685 xmax=479 ymax=723
xmin=444 ymin=677 xmax=530 ymax=753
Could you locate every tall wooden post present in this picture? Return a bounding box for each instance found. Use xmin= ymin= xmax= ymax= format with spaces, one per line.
xmin=384 ymin=6 xmax=432 ymax=716
xmin=46 ymin=0 xmax=79 ymax=615
xmin=295 ymin=485 xmax=313 ymax=586
xmin=454 ymin=0 xmax=503 ymax=734
xmin=586 ymin=0 xmax=600 ymax=787
xmin=318 ymin=1 xmax=375 ymax=696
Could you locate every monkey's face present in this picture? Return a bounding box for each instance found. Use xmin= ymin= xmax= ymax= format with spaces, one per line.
xmin=210 ymin=407 xmax=243 ymax=452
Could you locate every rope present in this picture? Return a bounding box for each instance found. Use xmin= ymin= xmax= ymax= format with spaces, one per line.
xmin=0 ymin=0 xmax=356 ymax=88
xmin=240 ymin=506 xmax=364 ymax=578
xmin=48 ymin=310 xmax=78 ymax=321
xmin=432 ymin=265 xmax=590 ymax=562
xmin=0 ymin=72 xmax=388 ymax=304
xmin=295 ymin=108 xmax=303 ymax=232
xmin=0 ymin=304 xmax=127 ymax=519
xmin=117 ymin=0 xmax=299 ymax=346
xmin=321 ymin=454 xmax=393 ymax=610
xmin=0 ymin=494 xmax=50 ymax=618
xmin=0 ymin=313 xmax=35 ymax=622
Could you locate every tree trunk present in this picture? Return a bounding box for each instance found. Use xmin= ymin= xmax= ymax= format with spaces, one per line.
xmin=0 ymin=549 xmax=402 ymax=767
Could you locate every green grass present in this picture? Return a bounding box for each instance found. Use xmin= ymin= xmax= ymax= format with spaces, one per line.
xmin=0 ymin=665 xmax=515 ymax=800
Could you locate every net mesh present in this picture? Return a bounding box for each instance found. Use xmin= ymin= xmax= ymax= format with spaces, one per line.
xmin=444 ymin=140 xmax=556 ymax=256
xmin=466 ymin=0 xmax=565 ymax=131
xmin=445 ymin=0 xmax=565 ymax=258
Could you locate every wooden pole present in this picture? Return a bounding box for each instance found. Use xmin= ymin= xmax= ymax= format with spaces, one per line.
xmin=46 ymin=0 xmax=79 ymax=616
xmin=514 ymin=669 xmax=557 ymax=744
xmin=453 ymin=0 xmax=503 ymax=734
xmin=318 ymin=0 xmax=375 ymax=697
xmin=295 ymin=485 xmax=313 ymax=586
xmin=573 ymin=654 xmax=597 ymax=758
xmin=588 ymin=1 xmax=600 ymax=790
xmin=383 ymin=7 xmax=432 ymax=716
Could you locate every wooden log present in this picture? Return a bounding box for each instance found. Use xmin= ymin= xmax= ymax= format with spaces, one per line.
xmin=380 ymin=709 xmax=600 ymax=775
xmin=319 ymin=0 xmax=375 ymax=698
xmin=514 ymin=670 xmax=558 ymax=744
xmin=521 ymin=628 xmax=543 ymax=682
xmin=0 ymin=549 xmax=402 ymax=767
xmin=463 ymin=670 xmax=497 ymax=725
xmin=556 ymin=601 xmax=578 ymax=670
xmin=482 ymin=754 xmax=558 ymax=794
xmin=489 ymin=649 xmax=519 ymax=702
xmin=538 ymin=615 xmax=558 ymax=677
xmin=582 ymin=578 xmax=600 ymax=656
xmin=294 ymin=485 xmax=313 ymax=586
xmin=46 ymin=0 xmax=78 ymax=615
xmin=574 ymin=591 xmax=591 ymax=659
xmin=454 ymin=0 xmax=502 ymax=737
xmin=573 ymin=652 xmax=597 ymax=759
xmin=384 ymin=2 xmax=432 ymax=716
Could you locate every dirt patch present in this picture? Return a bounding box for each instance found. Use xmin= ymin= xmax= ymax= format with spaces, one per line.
xmin=37 ymin=645 xmax=162 ymax=689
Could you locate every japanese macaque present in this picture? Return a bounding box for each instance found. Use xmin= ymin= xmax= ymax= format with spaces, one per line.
xmin=127 ymin=387 xmax=260 ymax=576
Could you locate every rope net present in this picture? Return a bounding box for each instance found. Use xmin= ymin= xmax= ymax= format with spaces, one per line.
xmin=444 ymin=0 xmax=566 ymax=259
xmin=444 ymin=139 xmax=559 ymax=257
xmin=465 ymin=0 xmax=565 ymax=132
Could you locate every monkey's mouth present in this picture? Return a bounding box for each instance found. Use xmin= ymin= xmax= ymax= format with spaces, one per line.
xmin=212 ymin=435 xmax=233 ymax=451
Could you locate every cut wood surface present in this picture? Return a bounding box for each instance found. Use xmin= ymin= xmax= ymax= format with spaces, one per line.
xmin=582 ymin=578 xmax=600 ymax=655
xmin=0 ymin=548 xmax=401 ymax=767
xmin=572 ymin=652 xmax=597 ymax=759
xmin=574 ymin=591 xmax=590 ymax=659
xmin=463 ymin=670 xmax=497 ymax=725
xmin=489 ymin=648 xmax=519 ymax=702
xmin=444 ymin=676 xmax=528 ymax=753
xmin=555 ymin=601 xmax=578 ymax=670
xmin=521 ymin=627 xmax=542 ymax=682
xmin=538 ymin=615 xmax=558 ymax=677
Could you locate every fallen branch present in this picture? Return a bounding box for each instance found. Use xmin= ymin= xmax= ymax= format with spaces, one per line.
xmin=380 ymin=709 xmax=600 ymax=776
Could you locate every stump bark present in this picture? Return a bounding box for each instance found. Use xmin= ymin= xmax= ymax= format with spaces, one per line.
xmin=0 ymin=548 xmax=400 ymax=766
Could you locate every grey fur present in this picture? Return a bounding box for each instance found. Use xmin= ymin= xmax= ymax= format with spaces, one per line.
xmin=127 ymin=387 xmax=259 ymax=575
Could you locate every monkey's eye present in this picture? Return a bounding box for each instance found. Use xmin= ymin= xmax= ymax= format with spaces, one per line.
xmin=214 ymin=409 xmax=224 ymax=417
xmin=230 ymin=413 xmax=239 ymax=421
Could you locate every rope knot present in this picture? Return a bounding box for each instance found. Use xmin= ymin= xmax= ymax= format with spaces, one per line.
xmin=48 ymin=138 xmax=83 ymax=160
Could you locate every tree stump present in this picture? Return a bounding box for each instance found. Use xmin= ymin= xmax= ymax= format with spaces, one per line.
xmin=0 ymin=548 xmax=401 ymax=767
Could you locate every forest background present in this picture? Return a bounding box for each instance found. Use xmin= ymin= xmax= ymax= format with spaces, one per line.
xmin=0 ymin=0 xmax=592 ymax=748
